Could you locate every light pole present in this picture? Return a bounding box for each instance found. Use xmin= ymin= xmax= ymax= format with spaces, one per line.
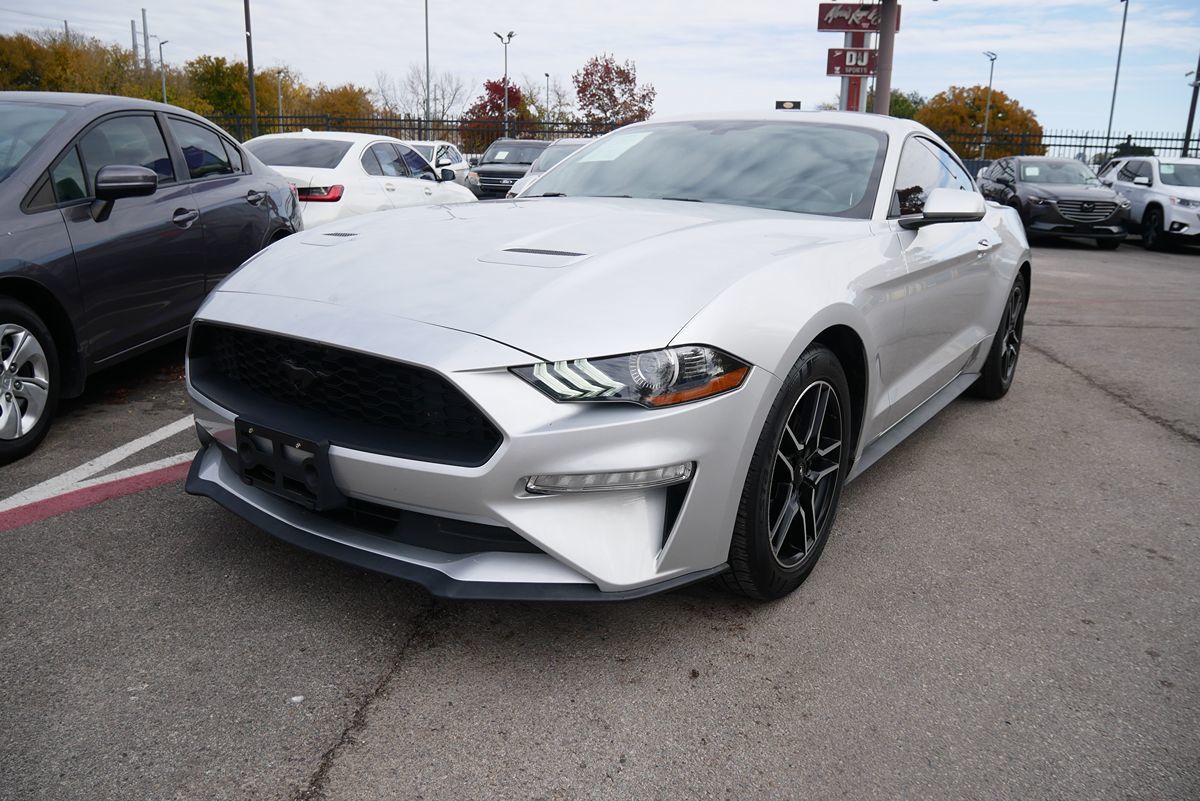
xmin=277 ymin=69 xmax=284 ymax=130
xmin=494 ymin=31 xmax=514 ymax=136
xmin=871 ymin=0 xmax=898 ymax=114
xmin=424 ymin=0 xmax=431 ymax=134
xmin=1183 ymin=55 xmax=1200 ymax=157
xmin=981 ymin=51 xmax=997 ymax=160
xmin=157 ymin=39 xmax=169 ymax=104
xmin=244 ymin=0 xmax=258 ymax=138
xmin=544 ymin=72 xmax=550 ymax=117
xmin=1105 ymin=0 xmax=1129 ymax=155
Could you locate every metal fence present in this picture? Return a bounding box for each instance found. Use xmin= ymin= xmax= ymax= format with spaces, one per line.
xmin=211 ymin=115 xmax=1195 ymax=169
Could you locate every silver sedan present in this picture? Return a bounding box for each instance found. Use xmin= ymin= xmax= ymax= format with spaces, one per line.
xmin=184 ymin=112 xmax=1031 ymax=601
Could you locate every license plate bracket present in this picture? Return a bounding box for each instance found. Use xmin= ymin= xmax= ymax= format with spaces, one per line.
xmin=233 ymin=419 xmax=345 ymax=511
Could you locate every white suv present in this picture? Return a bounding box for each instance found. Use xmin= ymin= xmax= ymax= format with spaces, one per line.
xmin=1099 ymin=156 xmax=1200 ymax=250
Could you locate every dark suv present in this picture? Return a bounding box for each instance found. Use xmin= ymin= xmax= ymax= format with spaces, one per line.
xmin=467 ymin=138 xmax=549 ymax=198
xmin=978 ymin=156 xmax=1130 ymax=249
xmin=0 ymin=92 xmax=301 ymax=463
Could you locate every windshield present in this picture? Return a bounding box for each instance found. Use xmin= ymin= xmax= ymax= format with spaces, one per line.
xmin=244 ymin=138 xmax=352 ymax=168
xmin=527 ymin=120 xmax=887 ymax=218
xmin=481 ymin=141 xmax=548 ymax=165
xmin=1019 ymin=160 xmax=1099 ymax=185
xmin=1158 ymin=162 xmax=1200 ymax=187
xmin=529 ymin=142 xmax=586 ymax=175
xmin=411 ymin=144 xmax=434 ymax=161
xmin=0 ymin=101 xmax=68 ymax=183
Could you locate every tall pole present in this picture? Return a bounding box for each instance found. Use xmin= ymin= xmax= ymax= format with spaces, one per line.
xmin=63 ymin=20 xmax=68 ymax=39
xmin=424 ymin=0 xmax=431 ymax=134
xmin=545 ymin=72 xmax=550 ymax=116
xmin=981 ymin=52 xmax=997 ymax=160
xmin=1183 ymin=54 xmax=1200 ymax=157
xmin=131 ymin=21 xmax=139 ymax=63
xmin=277 ymin=70 xmax=284 ymax=130
xmin=141 ymin=9 xmax=151 ymax=71
xmin=1105 ymin=0 xmax=1129 ymax=155
xmin=158 ymin=40 xmax=169 ymax=104
xmin=494 ymin=32 xmax=514 ymax=137
xmin=244 ymin=0 xmax=258 ymax=138
xmin=871 ymin=0 xmax=898 ymax=114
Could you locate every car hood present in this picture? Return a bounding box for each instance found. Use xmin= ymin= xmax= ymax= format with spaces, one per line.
xmin=475 ymin=163 xmax=532 ymax=177
xmin=214 ymin=198 xmax=871 ymax=362
xmin=1020 ymin=183 xmax=1122 ymax=202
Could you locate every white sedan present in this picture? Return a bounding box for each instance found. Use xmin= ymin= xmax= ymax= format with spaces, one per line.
xmin=243 ymin=131 xmax=475 ymax=228
xmin=405 ymin=139 xmax=471 ymax=186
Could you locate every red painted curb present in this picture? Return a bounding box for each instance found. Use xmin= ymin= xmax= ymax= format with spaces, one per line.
xmin=0 ymin=461 xmax=191 ymax=534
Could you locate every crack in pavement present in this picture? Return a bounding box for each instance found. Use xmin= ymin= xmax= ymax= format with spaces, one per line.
xmin=293 ymin=597 xmax=440 ymax=801
xmin=1025 ymin=340 xmax=1199 ymax=447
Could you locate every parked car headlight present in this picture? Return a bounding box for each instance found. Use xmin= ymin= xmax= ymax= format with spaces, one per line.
xmin=467 ymin=171 xmax=480 ymax=185
xmin=1027 ymin=195 xmax=1051 ymax=206
xmin=512 ymin=345 xmax=750 ymax=408
xmin=1168 ymin=196 xmax=1200 ymax=208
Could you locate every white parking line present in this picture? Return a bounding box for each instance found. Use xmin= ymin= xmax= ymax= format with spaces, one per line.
xmin=0 ymin=415 xmax=195 ymax=512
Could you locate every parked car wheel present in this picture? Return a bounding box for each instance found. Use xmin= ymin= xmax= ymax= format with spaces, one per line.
xmin=1095 ymin=239 xmax=1121 ymax=250
xmin=1142 ymin=207 xmax=1168 ymax=251
xmin=970 ymin=273 xmax=1027 ymax=401
xmin=722 ymin=344 xmax=851 ymax=600
xmin=0 ymin=298 xmax=59 ymax=465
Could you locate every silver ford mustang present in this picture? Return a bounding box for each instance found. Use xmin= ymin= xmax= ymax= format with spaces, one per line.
xmin=185 ymin=112 xmax=1030 ymax=601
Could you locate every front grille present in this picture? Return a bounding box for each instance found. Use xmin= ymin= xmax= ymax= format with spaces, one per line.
xmin=189 ymin=324 xmax=502 ymax=466
xmin=325 ymin=499 xmax=543 ymax=554
xmin=1056 ymin=199 xmax=1118 ymax=223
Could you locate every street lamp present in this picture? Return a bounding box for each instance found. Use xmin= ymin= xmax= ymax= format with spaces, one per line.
xmin=981 ymin=51 xmax=997 ymax=160
xmin=494 ymin=31 xmax=515 ymax=137
xmin=244 ymin=0 xmax=258 ymax=138
xmin=424 ymin=0 xmax=430 ymax=133
xmin=157 ymin=38 xmax=169 ymax=104
xmin=1105 ymin=0 xmax=1129 ymax=154
xmin=1184 ymin=60 xmax=1200 ymax=158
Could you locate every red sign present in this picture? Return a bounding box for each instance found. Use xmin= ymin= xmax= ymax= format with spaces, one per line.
xmin=827 ymin=48 xmax=878 ymax=77
xmin=817 ymin=3 xmax=901 ymax=32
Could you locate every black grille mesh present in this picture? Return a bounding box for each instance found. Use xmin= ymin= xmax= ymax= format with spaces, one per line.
xmin=190 ymin=324 xmax=502 ymax=465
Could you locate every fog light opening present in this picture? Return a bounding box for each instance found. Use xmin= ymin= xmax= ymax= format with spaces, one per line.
xmin=525 ymin=462 xmax=695 ymax=494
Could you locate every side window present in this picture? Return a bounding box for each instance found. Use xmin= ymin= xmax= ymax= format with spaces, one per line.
xmin=920 ymin=139 xmax=973 ymax=191
xmin=1134 ymin=161 xmax=1153 ymax=181
xmin=1117 ymin=161 xmax=1139 ymax=182
xmin=50 ymin=146 xmax=87 ymax=202
xmin=1000 ymin=159 xmax=1016 ymax=181
xmin=167 ymin=118 xmax=234 ymax=179
xmin=360 ymin=148 xmax=384 ymax=175
xmin=1098 ymin=161 xmax=1118 ymax=178
xmin=398 ymin=144 xmax=433 ymax=178
xmin=891 ymin=137 xmax=956 ymax=216
xmin=78 ymin=115 xmax=175 ymax=186
xmin=448 ymin=146 xmax=463 ymax=163
xmin=222 ymin=139 xmax=244 ymax=173
xmin=369 ymin=143 xmax=407 ymax=177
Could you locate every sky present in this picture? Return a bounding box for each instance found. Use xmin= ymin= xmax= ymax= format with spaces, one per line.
xmin=2 ymin=0 xmax=1198 ymax=134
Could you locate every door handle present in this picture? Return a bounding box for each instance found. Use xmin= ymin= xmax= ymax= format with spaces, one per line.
xmin=977 ymin=238 xmax=999 ymax=252
xmin=423 ymin=188 xmax=433 ymax=196
xmin=246 ymin=190 xmax=267 ymax=205
xmin=172 ymin=208 xmax=200 ymax=227
xmin=384 ymin=183 xmax=396 ymax=192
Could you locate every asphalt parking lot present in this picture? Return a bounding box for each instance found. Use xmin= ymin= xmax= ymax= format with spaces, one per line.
xmin=1 ymin=239 xmax=1197 ymax=801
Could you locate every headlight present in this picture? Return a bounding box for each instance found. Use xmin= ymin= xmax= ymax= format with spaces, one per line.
xmin=512 ymin=345 xmax=750 ymax=408
xmin=1169 ymin=196 xmax=1200 ymax=208
xmin=1027 ymin=195 xmax=1051 ymax=205
xmin=467 ymin=171 xmax=479 ymax=184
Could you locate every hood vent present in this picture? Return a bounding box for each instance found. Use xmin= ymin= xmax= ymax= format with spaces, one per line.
xmin=323 ymin=232 xmax=358 ymax=238
xmin=503 ymin=247 xmax=586 ymax=257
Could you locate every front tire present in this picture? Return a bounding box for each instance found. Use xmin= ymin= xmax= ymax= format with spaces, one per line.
xmin=1142 ymin=207 xmax=1168 ymax=251
xmin=970 ymin=273 xmax=1027 ymax=400
xmin=722 ymin=345 xmax=851 ymax=600
xmin=0 ymin=298 xmax=59 ymax=465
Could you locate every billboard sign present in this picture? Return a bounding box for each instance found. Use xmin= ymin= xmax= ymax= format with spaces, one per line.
xmin=817 ymin=3 xmax=901 ymax=32
xmin=827 ymin=48 xmax=878 ymax=77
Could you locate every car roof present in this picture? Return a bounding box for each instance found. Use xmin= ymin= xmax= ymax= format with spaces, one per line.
xmin=405 ymin=140 xmax=455 ymax=147
xmin=246 ymin=131 xmax=404 ymax=145
xmin=548 ymin=138 xmax=591 ymax=146
xmin=642 ymin=109 xmax=931 ymax=137
xmin=0 ymin=90 xmax=218 ymax=121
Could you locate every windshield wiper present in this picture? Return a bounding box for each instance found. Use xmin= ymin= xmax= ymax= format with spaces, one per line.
xmin=532 ymin=192 xmax=567 ymax=197
xmin=660 ymin=196 xmax=704 ymax=202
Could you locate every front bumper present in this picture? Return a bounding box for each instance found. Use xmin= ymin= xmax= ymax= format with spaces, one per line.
xmin=1026 ymin=203 xmax=1128 ymax=239
xmin=185 ymin=292 xmax=778 ymax=599
xmin=1162 ymin=205 xmax=1200 ymax=239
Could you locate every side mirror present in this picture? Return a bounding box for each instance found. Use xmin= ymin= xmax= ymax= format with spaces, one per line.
xmin=995 ymin=174 xmax=1013 ymax=186
xmin=436 ymin=156 xmax=452 ymax=167
xmin=1100 ymin=177 xmax=1114 ymax=187
xmin=1132 ymin=176 xmax=1151 ymax=186
xmin=90 ymin=164 xmax=157 ymax=222
xmin=95 ymin=164 xmax=158 ymax=201
xmin=899 ymin=187 xmax=987 ymax=230
xmin=439 ymin=167 xmax=456 ymax=182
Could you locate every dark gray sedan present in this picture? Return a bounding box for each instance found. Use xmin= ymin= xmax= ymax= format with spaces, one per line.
xmin=978 ymin=156 xmax=1130 ymax=249
xmin=0 ymin=92 xmax=302 ymax=464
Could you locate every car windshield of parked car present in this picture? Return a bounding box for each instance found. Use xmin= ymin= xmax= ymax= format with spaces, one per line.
xmin=480 ymin=142 xmax=547 ymax=165
xmin=244 ymin=138 xmax=353 ymax=168
xmin=1158 ymin=162 xmax=1200 ymax=187
xmin=0 ymin=101 xmax=68 ymax=183
xmin=1019 ymin=160 xmax=1099 ymax=185
xmin=527 ymin=120 xmax=886 ymax=217
xmin=530 ymin=142 xmax=585 ymax=174
xmin=410 ymin=144 xmax=434 ymax=161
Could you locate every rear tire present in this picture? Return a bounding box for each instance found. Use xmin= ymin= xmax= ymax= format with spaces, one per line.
xmin=722 ymin=345 xmax=851 ymax=600
xmin=969 ymin=273 xmax=1027 ymax=401
xmin=0 ymin=298 xmax=60 ymax=466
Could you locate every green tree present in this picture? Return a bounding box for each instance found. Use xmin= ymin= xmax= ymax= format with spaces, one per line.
xmin=184 ymin=55 xmax=249 ymax=117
